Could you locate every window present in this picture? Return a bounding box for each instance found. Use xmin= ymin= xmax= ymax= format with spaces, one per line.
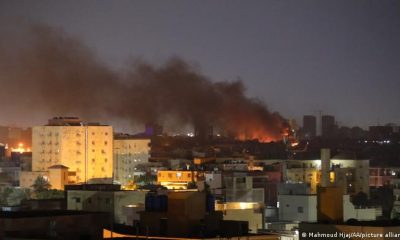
xmin=298 ymin=207 xmax=303 ymax=213
xmin=236 ymin=177 xmax=246 ymax=184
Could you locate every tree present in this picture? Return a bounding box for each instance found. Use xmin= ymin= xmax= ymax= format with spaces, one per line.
xmin=352 ymin=191 xmax=368 ymax=207
xmin=36 ymin=189 xmax=64 ymax=199
xmin=0 ymin=187 xmax=30 ymax=206
xmin=0 ymin=187 xmax=13 ymax=206
xmin=6 ymin=188 xmax=30 ymax=206
xmin=32 ymin=176 xmax=51 ymax=193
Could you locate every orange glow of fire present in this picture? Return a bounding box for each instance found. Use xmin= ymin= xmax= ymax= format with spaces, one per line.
xmin=236 ymin=127 xmax=289 ymax=143
xmin=11 ymin=143 xmax=31 ymax=153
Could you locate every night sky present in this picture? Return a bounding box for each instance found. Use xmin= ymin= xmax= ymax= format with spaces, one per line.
xmin=1 ymin=0 xmax=399 ymax=130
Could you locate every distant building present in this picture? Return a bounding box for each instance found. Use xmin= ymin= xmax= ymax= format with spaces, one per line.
xmin=223 ymin=172 xmax=264 ymax=203
xmin=0 ymin=143 xmax=5 ymax=159
xmin=0 ymin=162 xmax=20 ymax=186
xmin=278 ymin=194 xmax=317 ymax=222
xmin=277 ymin=184 xmax=376 ymax=223
xmin=0 ymin=210 xmax=109 ymax=239
xmin=139 ymin=191 xmax=240 ymax=237
xmin=303 ymin=115 xmax=317 ymax=139
xmin=157 ymin=170 xmax=200 ymax=189
xmin=20 ymin=117 xmax=113 ymax=190
xmin=391 ymin=176 xmax=400 ymax=218
xmin=321 ymin=115 xmax=335 ymax=138
xmin=369 ymin=167 xmax=394 ymax=187
xmin=194 ymin=123 xmax=213 ymax=142
xmin=144 ymin=122 xmax=163 ymax=136
xmin=0 ymin=126 xmax=32 ymax=156
xmin=283 ymin=157 xmax=369 ymax=196
xmin=66 ymin=184 xmax=146 ymax=224
xmin=369 ymin=125 xmax=394 ymax=140
xmin=113 ymin=134 xmax=151 ymax=186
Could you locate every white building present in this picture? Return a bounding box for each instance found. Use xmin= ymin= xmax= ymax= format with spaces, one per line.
xmin=278 ymin=194 xmax=317 ymax=222
xmin=113 ymin=135 xmax=151 ymax=186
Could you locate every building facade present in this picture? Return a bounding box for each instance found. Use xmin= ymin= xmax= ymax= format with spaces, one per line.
xmin=21 ymin=117 xmax=113 ymax=190
xmin=113 ymin=136 xmax=150 ymax=186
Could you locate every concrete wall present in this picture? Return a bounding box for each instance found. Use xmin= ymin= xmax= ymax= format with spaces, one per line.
xmin=19 ymin=171 xmax=47 ymax=189
xmin=0 ymin=212 xmax=109 ymax=239
xmin=222 ymin=209 xmax=263 ymax=233
xmin=67 ymin=190 xmax=146 ymax=224
xmin=278 ymin=195 xmax=317 ymax=222
xmin=343 ymin=195 xmax=376 ymax=221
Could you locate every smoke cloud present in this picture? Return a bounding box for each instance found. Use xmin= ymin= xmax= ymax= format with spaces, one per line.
xmin=0 ymin=21 xmax=287 ymax=141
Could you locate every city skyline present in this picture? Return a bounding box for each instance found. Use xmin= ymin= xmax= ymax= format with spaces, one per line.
xmin=0 ymin=0 xmax=399 ymax=130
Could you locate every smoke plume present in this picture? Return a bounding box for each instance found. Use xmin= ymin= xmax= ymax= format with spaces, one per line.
xmin=0 ymin=21 xmax=287 ymax=141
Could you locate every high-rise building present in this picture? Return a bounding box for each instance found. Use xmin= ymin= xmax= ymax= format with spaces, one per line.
xmin=303 ymin=115 xmax=317 ymax=138
xmin=321 ymin=115 xmax=335 ymax=138
xmin=21 ymin=117 xmax=113 ymax=189
xmin=194 ymin=123 xmax=213 ymax=142
xmin=113 ymin=134 xmax=151 ymax=186
xmin=144 ymin=122 xmax=163 ymax=136
xmin=368 ymin=126 xmax=393 ymax=140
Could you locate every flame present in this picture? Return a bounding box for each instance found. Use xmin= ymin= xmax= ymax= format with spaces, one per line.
xmin=236 ymin=127 xmax=289 ymax=143
xmin=11 ymin=143 xmax=31 ymax=153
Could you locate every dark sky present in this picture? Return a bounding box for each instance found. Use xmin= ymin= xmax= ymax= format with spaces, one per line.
xmin=1 ymin=0 xmax=399 ymax=129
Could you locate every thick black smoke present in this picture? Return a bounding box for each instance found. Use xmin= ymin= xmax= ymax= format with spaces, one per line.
xmin=0 ymin=21 xmax=287 ymax=141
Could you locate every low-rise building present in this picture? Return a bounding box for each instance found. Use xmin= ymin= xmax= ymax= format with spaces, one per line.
xmin=0 ymin=210 xmax=109 ymax=239
xmin=157 ymin=170 xmax=201 ymax=189
xmin=66 ymin=184 xmax=146 ymax=225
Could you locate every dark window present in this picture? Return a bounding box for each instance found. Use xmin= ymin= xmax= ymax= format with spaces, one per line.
xmin=298 ymin=207 xmax=303 ymax=213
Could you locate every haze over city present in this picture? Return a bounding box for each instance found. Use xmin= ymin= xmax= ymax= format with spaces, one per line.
xmin=2 ymin=1 xmax=400 ymax=239
xmin=1 ymin=0 xmax=400 ymax=131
